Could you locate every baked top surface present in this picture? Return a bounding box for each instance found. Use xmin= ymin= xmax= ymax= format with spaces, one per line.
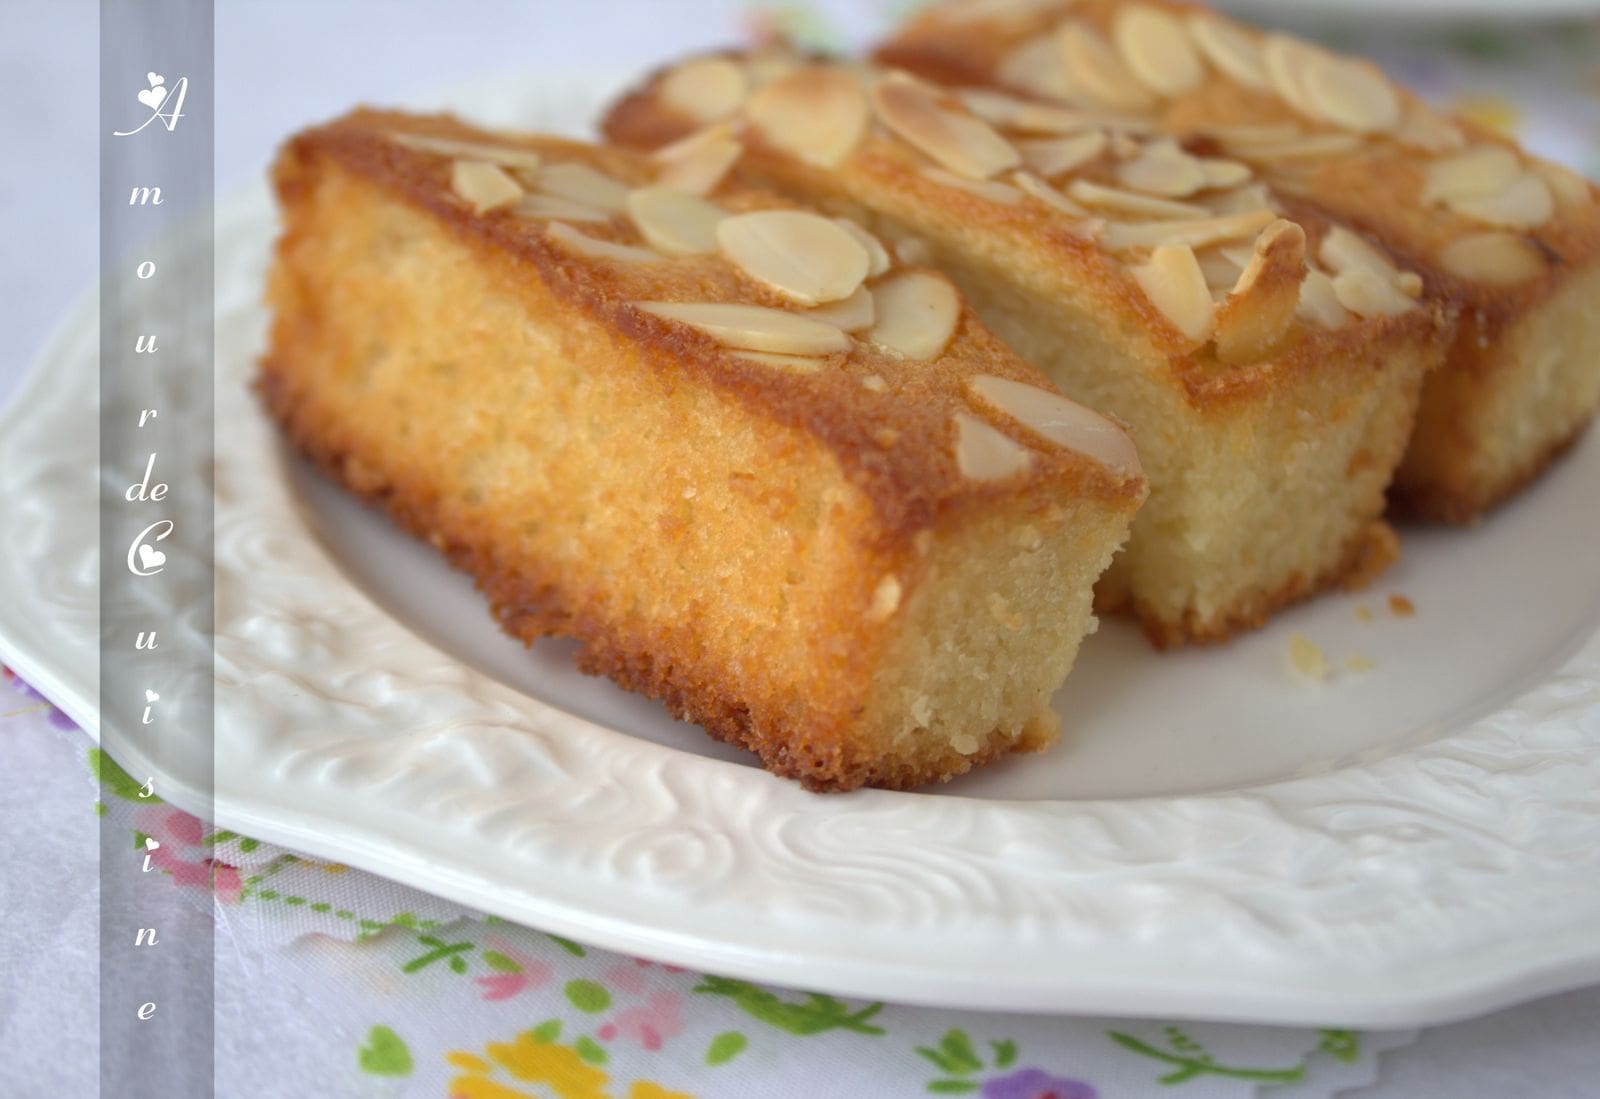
xmin=600 ymin=49 xmax=1450 ymax=406
xmin=279 ymin=109 xmax=1145 ymax=536
xmin=876 ymin=0 xmax=1600 ymax=331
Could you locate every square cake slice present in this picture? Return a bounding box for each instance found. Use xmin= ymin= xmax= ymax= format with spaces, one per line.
xmin=261 ymin=109 xmax=1145 ymax=791
xmin=874 ymin=0 xmax=1600 ymax=521
xmin=603 ymin=56 xmax=1448 ymax=645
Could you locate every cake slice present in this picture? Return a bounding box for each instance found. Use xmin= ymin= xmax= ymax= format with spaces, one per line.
xmin=261 ymin=109 xmax=1145 ymax=791
xmin=875 ymin=0 xmax=1600 ymax=521
xmin=603 ymin=56 xmax=1449 ymax=645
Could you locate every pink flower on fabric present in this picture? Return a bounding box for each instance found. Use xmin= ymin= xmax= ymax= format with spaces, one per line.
xmin=134 ymin=805 xmax=242 ymax=903
xmin=596 ymin=991 xmax=685 ymax=1052
xmin=473 ymin=940 xmax=553 ymax=1002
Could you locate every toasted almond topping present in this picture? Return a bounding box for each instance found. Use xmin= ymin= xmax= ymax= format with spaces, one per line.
xmin=1318 ymin=226 xmax=1401 ymax=283
xmin=1421 ymin=145 xmax=1522 ymax=204
xmin=1296 ymin=269 xmax=1351 ymax=328
xmin=1102 ymin=208 xmax=1276 ymax=252
xmin=1261 ymin=35 xmax=1328 ymax=120
xmin=1196 ymin=247 xmax=1247 ymax=289
xmin=393 ymin=132 xmax=545 ymax=173
xmin=728 ymin=350 xmax=828 ymax=373
xmin=807 ymin=285 xmax=876 ymax=332
xmin=1204 ymin=122 xmax=1303 ymax=145
xmin=626 ymin=186 xmax=727 ymax=254
xmin=536 ymin=162 xmax=632 ymax=213
xmin=1393 ymin=109 xmax=1466 ymax=153
xmin=1224 ymin=132 xmax=1366 ymax=160
xmin=514 ymin=194 xmax=614 ymax=222
xmin=1108 ymin=131 xmax=1142 ymax=159
xmin=1114 ymin=6 xmax=1203 ymax=96
xmin=1450 ymin=171 xmax=1554 ymax=229
xmin=716 ymin=210 xmax=870 ymax=305
xmin=871 ymin=73 xmax=1022 ymax=180
xmin=1131 ymin=242 xmax=1215 ymax=342
xmin=1437 ymin=232 xmax=1546 ymax=286
xmin=833 ymin=219 xmax=892 ymax=278
xmin=921 ymin=166 xmax=1026 ymax=204
xmin=1186 ymin=15 xmax=1269 ymax=89
xmin=937 ymin=0 xmax=1070 ymax=24
xmin=1017 ymin=130 xmax=1109 ymax=178
xmin=953 ymin=412 xmax=1032 ymax=481
xmin=653 ymin=123 xmax=742 ymax=195
xmin=746 ymin=66 xmax=870 ymax=169
xmin=660 ymin=57 xmax=749 ymax=123
xmin=1116 ymin=139 xmax=1208 ymax=197
xmin=1532 ymin=160 xmax=1594 ymax=207
xmin=1303 ymin=56 xmax=1400 ymax=133
xmin=1058 ymin=23 xmax=1157 ymax=111
xmin=1010 ymin=170 xmax=1099 ymax=223
xmin=868 ymin=575 xmax=903 ymax=621
xmin=1067 ymin=179 xmax=1209 ymax=219
xmin=1200 ymin=158 xmax=1253 ymax=188
xmin=744 ymin=49 xmax=800 ymax=88
xmin=1206 ymin=182 xmax=1278 ymax=216
xmin=547 ymin=222 xmax=662 ymax=264
xmin=967 ymin=374 xmax=1141 ymax=475
xmin=634 ymin=301 xmax=852 ymax=355
xmin=868 ymin=270 xmax=962 ymax=360
xmin=1331 ymin=269 xmax=1415 ymax=317
xmin=999 ymin=34 xmax=1080 ymax=101
xmin=450 ymin=160 xmax=525 ymax=214
xmin=958 ymin=89 xmax=1104 ymax=135
xmin=1215 ymin=219 xmax=1305 ymax=364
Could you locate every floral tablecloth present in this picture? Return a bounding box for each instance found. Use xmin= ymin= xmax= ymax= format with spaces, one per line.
xmin=5 ymin=2 xmax=1600 ymax=1097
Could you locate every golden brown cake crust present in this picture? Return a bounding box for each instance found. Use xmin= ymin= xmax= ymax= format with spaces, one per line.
xmin=262 ymin=110 xmax=1145 ymax=791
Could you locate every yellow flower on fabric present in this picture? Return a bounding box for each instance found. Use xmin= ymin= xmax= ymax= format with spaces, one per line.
xmin=626 ymin=1084 xmax=696 ymax=1099
xmin=444 ymin=1032 xmax=699 ymax=1099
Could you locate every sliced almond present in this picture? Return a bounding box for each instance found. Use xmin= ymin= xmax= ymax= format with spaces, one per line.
xmin=514 ymin=194 xmax=614 ymax=222
xmin=1225 ymin=132 xmax=1366 ymax=160
xmin=547 ymin=222 xmax=662 ymax=264
xmin=1102 ymin=209 xmax=1277 ymax=252
xmin=634 ymin=301 xmax=852 ymax=355
xmin=626 ymin=186 xmax=727 ymax=254
xmin=1296 ymin=269 xmax=1351 ymax=328
xmin=653 ymin=123 xmax=742 ymax=195
xmin=1186 ymin=16 xmax=1269 ymax=89
xmin=1331 ymin=269 xmax=1415 ymax=317
xmin=921 ymin=167 xmax=1026 ymax=204
xmin=1200 ymin=158 xmax=1253 ymax=189
xmin=834 ymin=219 xmax=892 ymax=278
xmin=1421 ymin=145 xmax=1522 ymax=205
xmin=1108 ymin=131 xmax=1142 ymax=160
xmin=1303 ymin=56 xmax=1400 ymax=133
xmin=536 ymin=162 xmax=631 ymax=213
xmin=1116 ymin=139 xmax=1208 ymax=197
xmin=660 ymin=57 xmax=749 ymax=124
xmin=1131 ymin=242 xmax=1215 ymax=342
xmin=1437 ymin=232 xmax=1546 ymax=286
xmin=1206 ymin=182 xmax=1277 ymax=216
xmin=450 ymin=160 xmax=524 ymax=214
xmin=746 ymin=66 xmax=870 ymax=169
xmin=1204 ymin=123 xmax=1303 ymax=145
xmin=1318 ymin=226 xmax=1400 ymax=283
xmin=729 ymin=350 xmax=828 ymax=373
xmin=1058 ymin=23 xmax=1158 ymax=112
xmin=1532 ymin=160 xmax=1594 ymax=208
xmin=1393 ymin=109 xmax=1466 ymax=154
xmin=999 ymin=34 xmax=1081 ymax=102
xmin=953 ymin=412 xmax=1032 ymax=481
xmin=1261 ymin=35 xmax=1328 ymax=121
xmin=716 ymin=210 xmax=870 ymax=305
xmin=868 ymin=271 xmax=962 ymax=360
xmin=958 ymin=89 xmax=1100 ymax=135
xmin=1196 ymin=247 xmax=1247 ymax=289
xmin=1067 ymin=179 xmax=1209 ymax=219
xmin=1010 ymin=170 xmax=1098 ymax=221
xmin=1017 ymin=131 xmax=1108 ymax=179
xmin=1114 ymin=6 xmax=1203 ymax=96
xmin=392 ymin=132 xmax=544 ymax=173
xmin=871 ymin=74 xmax=1022 ymax=180
xmin=807 ymin=286 xmax=876 ymax=332
xmin=967 ymin=375 xmax=1141 ymax=475
xmin=1451 ymin=172 xmax=1554 ymax=229
xmin=1215 ymin=219 xmax=1305 ymax=363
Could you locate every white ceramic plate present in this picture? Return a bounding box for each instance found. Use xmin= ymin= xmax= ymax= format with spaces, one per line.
xmin=4 ymin=73 xmax=1600 ymax=1027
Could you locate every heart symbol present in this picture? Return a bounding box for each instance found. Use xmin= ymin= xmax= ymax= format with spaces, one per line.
xmin=144 ymin=837 xmax=160 ymax=851
xmin=137 ymin=544 xmax=166 ymax=571
xmin=147 ymin=72 xmax=164 ymax=87
xmin=358 ymin=1026 xmax=413 ymax=1077
xmin=137 ymin=85 xmax=167 ymax=111
xmin=145 ymin=690 xmax=159 ymax=703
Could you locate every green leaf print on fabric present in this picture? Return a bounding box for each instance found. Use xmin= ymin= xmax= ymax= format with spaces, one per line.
xmin=1109 ymin=1027 xmax=1306 ymax=1085
xmin=574 ymin=1035 xmax=609 ymax=1065
xmin=1318 ymin=1029 xmax=1361 ymax=1064
xmin=692 ymin=976 xmax=885 ymax=1035
xmin=402 ymin=935 xmax=474 ymax=974
xmin=705 ymin=1031 xmax=748 ymax=1066
xmin=566 ymin=979 xmax=613 ymax=1013
xmin=481 ymin=950 xmax=522 ymax=974
xmin=357 ymin=1025 xmax=413 ymax=1077
xmin=89 ymin=747 xmax=158 ymax=803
